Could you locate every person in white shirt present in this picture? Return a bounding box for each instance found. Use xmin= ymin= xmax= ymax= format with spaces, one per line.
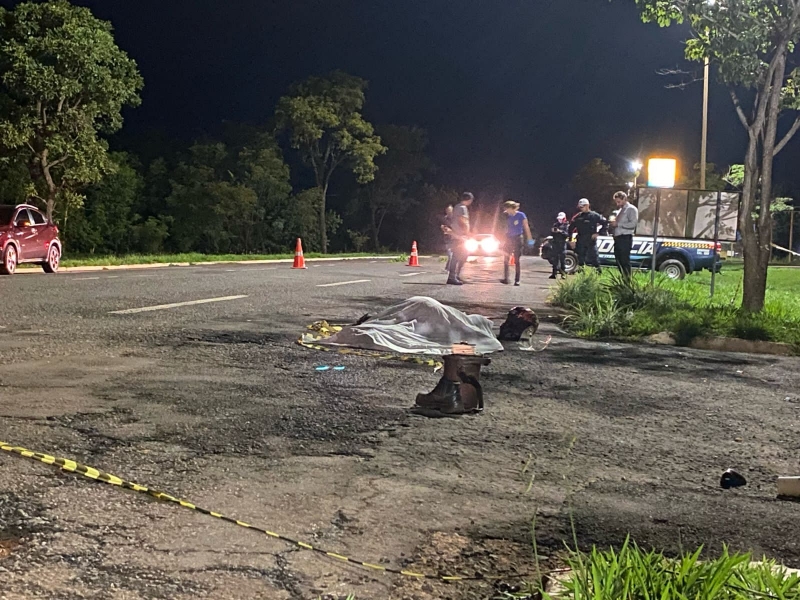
xmin=609 ymin=191 xmax=639 ymax=277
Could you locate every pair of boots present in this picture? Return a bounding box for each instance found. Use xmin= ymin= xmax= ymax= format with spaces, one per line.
xmin=413 ymin=355 xmax=491 ymax=417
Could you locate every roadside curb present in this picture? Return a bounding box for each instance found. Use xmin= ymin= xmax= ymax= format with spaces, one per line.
xmin=688 ymin=335 xmax=796 ymax=357
xmin=17 ymin=255 xmax=401 ymax=274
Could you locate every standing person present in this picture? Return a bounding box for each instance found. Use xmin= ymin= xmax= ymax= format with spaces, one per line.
xmin=500 ymin=200 xmax=534 ymax=286
xmin=570 ymin=198 xmax=607 ymax=273
xmin=446 ymin=192 xmax=474 ymax=285
xmin=610 ymin=191 xmax=638 ymax=278
xmin=549 ymin=212 xmax=570 ymax=279
xmin=440 ymin=205 xmax=454 ymax=272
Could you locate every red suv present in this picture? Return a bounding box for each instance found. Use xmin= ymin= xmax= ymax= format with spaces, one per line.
xmin=0 ymin=204 xmax=62 ymax=275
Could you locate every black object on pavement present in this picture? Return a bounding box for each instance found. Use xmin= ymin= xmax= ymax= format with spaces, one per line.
xmin=720 ymin=469 xmax=747 ymax=489
xmin=413 ymin=354 xmax=491 ymax=417
xmin=498 ymin=307 xmax=539 ymax=341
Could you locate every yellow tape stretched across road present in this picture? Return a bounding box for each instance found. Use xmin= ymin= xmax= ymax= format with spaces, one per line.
xmin=0 ymin=440 xmax=527 ymax=583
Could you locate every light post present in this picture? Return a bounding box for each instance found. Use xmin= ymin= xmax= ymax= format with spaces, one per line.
xmin=630 ymin=160 xmax=642 ymax=195
xmin=700 ymin=0 xmax=716 ymax=190
xmin=700 ymin=55 xmax=710 ymax=189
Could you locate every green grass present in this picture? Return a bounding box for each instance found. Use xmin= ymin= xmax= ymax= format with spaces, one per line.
xmin=550 ymin=266 xmax=800 ymax=348
xmin=52 ymin=251 xmax=394 ymax=268
xmin=527 ymin=539 xmax=800 ymax=599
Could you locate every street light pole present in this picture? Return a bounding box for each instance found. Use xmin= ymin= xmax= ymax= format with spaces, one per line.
xmin=700 ymin=56 xmax=710 ymax=190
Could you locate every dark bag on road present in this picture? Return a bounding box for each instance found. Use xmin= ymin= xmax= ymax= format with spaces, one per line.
xmin=498 ymin=307 xmax=539 ymax=341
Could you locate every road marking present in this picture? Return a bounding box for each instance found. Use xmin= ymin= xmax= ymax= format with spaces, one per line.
xmin=109 ymin=295 xmax=249 ymax=315
xmin=399 ymin=272 xmax=426 ymax=277
xmin=107 ymin=276 xmax=120 ymax=279
xmin=316 ymin=279 xmax=371 ymax=288
xmin=74 ymin=276 xmax=101 ymax=281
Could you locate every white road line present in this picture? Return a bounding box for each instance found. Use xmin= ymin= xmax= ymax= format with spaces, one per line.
xmin=316 ymin=279 xmax=371 ymax=288
xmin=74 ymin=276 xmax=101 ymax=281
xmin=107 ymin=276 xmax=120 ymax=279
xmin=399 ymin=272 xmax=426 ymax=277
xmin=109 ymin=295 xmax=248 ymax=315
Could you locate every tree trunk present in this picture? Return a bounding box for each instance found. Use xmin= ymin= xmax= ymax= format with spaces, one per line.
xmin=319 ymin=183 xmax=328 ymax=254
xmin=740 ymin=53 xmax=786 ymax=313
xmin=370 ymin=204 xmax=380 ymax=251
xmin=40 ymin=160 xmax=58 ymax=223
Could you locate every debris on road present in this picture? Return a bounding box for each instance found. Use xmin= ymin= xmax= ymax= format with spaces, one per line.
xmin=498 ymin=306 xmax=540 ymax=341
xmin=720 ymin=469 xmax=747 ymax=489
xmin=777 ymin=477 xmax=800 ymax=499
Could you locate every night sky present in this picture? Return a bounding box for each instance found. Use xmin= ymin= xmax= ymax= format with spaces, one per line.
xmin=3 ymin=0 xmax=799 ymax=218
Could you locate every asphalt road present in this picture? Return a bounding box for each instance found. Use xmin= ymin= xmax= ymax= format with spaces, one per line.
xmin=1 ymin=256 xmax=800 ymax=600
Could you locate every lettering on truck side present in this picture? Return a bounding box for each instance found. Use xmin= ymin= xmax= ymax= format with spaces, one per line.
xmin=597 ymin=238 xmax=654 ymax=257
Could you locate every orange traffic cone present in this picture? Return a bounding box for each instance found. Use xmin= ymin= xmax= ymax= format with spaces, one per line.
xmin=292 ymin=238 xmax=308 ymax=269
xmin=408 ymin=241 xmax=421 ymax=267
xmin=509 ymin=253 xmax=516 ymax=267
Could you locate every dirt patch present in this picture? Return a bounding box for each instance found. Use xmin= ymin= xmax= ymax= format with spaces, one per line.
xmin=390 ymin=532 xmax=547 ymax=600
xmin=0 ymin=537 xmax=20 ymax=559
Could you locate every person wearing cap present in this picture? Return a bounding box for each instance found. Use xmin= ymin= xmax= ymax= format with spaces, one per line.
xmin=447 ymin=192 xmax=474 ymax=285
xmin=570 ymin=198 xmax=607 ymax=272
xmin=440 ymin=204 xmax=454 ymax=272
xmin=501 ymin=200 xmax=534 ymax=286
xmin=549 ymin=212 xmax=570 ymax=279
xmin=609 ymin=191 xmax=638 ymax=277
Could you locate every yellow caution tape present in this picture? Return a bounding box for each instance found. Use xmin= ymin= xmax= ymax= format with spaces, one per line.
xmin=297 ymin=321 xmax=443 ymax=370
xmin=0 ymin=440 xmax=528 ymax=583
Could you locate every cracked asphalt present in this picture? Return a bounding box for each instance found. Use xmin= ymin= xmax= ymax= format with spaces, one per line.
xmin=1 ymin=256 xmax=800 ymax=600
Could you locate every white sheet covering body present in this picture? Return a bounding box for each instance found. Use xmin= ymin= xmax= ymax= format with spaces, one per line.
xmin=317 ymin=296 xmax=503 ymax=356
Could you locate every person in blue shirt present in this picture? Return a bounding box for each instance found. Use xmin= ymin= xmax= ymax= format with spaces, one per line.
xmin=501 ymin=200 xmax=534 ymax=286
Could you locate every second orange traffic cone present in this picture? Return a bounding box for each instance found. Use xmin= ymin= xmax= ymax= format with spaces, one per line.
xmin=408 ymin=241 xmax=421 ymax=267
xmin=509 ymin=253 xmax=516 ymax=267
xmin=292 ymin=238 xmax=308 ymax=269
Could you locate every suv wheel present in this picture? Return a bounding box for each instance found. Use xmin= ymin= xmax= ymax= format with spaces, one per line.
xmin=658 ymin=258 xmax=687 ymax=280
xmin=42 ymin=245 xmax=61 ymax=273
xmin=1 ymin=244 xmax=18 ymax=275
xmin=564 ymin=250 xmax=578 ymax=274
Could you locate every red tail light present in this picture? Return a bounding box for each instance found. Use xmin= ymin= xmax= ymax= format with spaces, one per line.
xmin=715 ymin=242 xmax=722 ymax=252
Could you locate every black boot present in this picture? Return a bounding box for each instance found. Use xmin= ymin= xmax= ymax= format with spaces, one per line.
xmin=412 ymin=355 xmax=490 ymax=417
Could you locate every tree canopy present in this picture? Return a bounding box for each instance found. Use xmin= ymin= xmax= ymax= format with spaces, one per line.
xmin=634 ymin=0 xmax=800 ymax=311
xmin=276 ymin=71 xmax=386 ymax=253
xmin=572 ymin=158 xmax=626 ymax=216
xmin=0 ymin=0 xmax=143 ymax=221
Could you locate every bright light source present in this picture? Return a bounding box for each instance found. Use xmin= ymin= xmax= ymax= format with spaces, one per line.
xmin=464 ymin=238 xmax=479 ymax=253
xmin=630 ymin=160 xmax=643 ymax=171
xmin=647 ymin=158 xmax=677 ymax=188
xmin=627 ymin=181 xmax=635 ymax=188
xmin=480 ymin=237 xmax=500 ymax=253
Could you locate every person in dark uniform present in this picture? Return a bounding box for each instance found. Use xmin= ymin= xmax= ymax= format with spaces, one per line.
xmin=440 ymin=204 xmax=454 ymax=272
xmin=549 ymin=212 xmax=569 ymax=279
xmin=446 ymin=192 xmax=474 ymax=285
xmin=570 ymin=198 xmax=607 ymax=272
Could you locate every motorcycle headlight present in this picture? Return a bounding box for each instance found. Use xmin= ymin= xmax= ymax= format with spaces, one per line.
xmin=464 ymin=239 xmax=479 ymax=253
xmin=481 ymin=237 xmax=500 ymax=253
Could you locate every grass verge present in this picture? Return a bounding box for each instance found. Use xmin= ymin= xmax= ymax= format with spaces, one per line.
xmin=53 ymin=252 xmax=395 ymax=268
xmin=509 ymin=539 xmax=800 ymax=599
xmin=549 ymin=267 xmax=800 ymax=348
